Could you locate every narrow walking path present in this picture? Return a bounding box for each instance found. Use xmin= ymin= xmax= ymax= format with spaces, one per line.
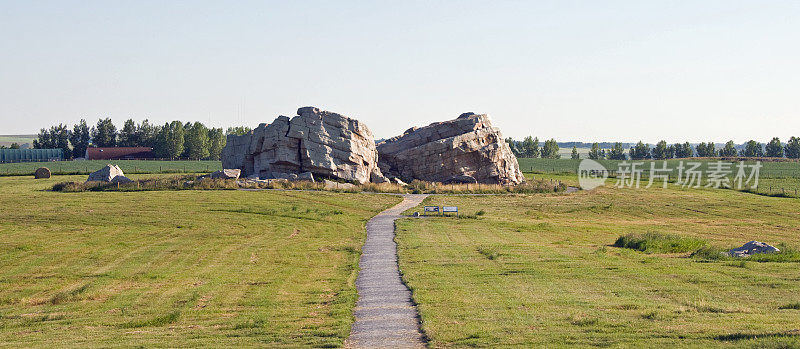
xmin=346 ymin=194 xmax=429 ymax=348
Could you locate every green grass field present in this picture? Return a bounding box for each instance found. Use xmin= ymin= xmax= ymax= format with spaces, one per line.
xmin=557 ymin=147 xmax=592 ymax=159
xmin=4 ymin=167 xmax=800 ymax=347
xmin=397 ymin=184 xmax=800 ymax=347
xmin=0 ymin=160 xmax=222 ymax=176
xmin=0 ymin=135 xmax=36 ymax=147
xmin=517 ymin=158 xmax=800 ymax=178
xmin=0 ymin=175 xmax=400 ymax=347
xmin=519 ymin=158 xmax=800 ymax=198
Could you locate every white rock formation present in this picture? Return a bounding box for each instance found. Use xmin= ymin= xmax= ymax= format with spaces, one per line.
xmin=377 ymin=112 xmax=525 ymax=185
xmin=222 ymin=107 xmax=383 ymax=184
xmin=86 ymin=164 xmax=132 ymax=183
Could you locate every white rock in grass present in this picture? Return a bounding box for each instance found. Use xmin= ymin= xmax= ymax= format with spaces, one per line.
xmin=87 ymin=164 xmax=128 ymax=183
xmin=210 ymin=169 xmax=241 ymax=179
xmin=728 ymin=241 xmax=780 ymax=257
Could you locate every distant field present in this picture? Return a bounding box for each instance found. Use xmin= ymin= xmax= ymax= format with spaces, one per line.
xmin=0 ymin=175 xmax=400 ymax=347
xmin=398 ymin=185 xmax=800 ymax=347
xmin=524 ymin=166 xmax=800 ymax=199
xmin=517 ymin=157 xmax=800 ymax=179
xmin=0 ymin=160 xmax=222 ymax=176
xmin=0 ymin=134 xmax=36 ymax=143
xmin=0 ymin=134 xmax=36 ymax=147
xmin=556 ymin=147 xmax=591 ymax=158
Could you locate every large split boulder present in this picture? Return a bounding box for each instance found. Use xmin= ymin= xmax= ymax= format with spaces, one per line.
xmin=377 ymin=112 xmax=525 ymax=185
xmin=221 ymin=107 xmax=383 ymax=184
xmin=87 ymin=164 xmax=132 ymax=183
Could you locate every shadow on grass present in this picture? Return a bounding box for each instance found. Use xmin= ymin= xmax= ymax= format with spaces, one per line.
xmin=779 ymin=302 xmax=800 ymax=310
xmin=715 ymin=331 xmax=800 ymax=341
xmin=49 ymin=283 xmax=91 ymax=305
xmin=211 ymin=208 xmax=340 ymax=223
xmin=119 ymin=310 xmax=181 ymax=328
xmin=476 ymin=247 xmax=501 ymax=260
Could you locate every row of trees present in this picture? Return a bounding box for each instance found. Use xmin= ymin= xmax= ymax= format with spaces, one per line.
xmin=587 ymin=142 xmax=631 ymax=160
xmin=587 ymin=137 xmax=800 ymax=160
xmin=505 ymin=136 xmax=561 ymax=159
xmin=33 ymin=118 xmax=252 ymax=160
xmin=506 ymin=136 xmax=800 ymax=160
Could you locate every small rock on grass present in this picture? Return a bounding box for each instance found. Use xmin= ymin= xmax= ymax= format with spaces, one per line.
xmin=210 ymin=169 xmax=241 ymax=180
xmin=87 ymin=164 xmax=129 ymax=183
xmin=728 ymin=241 xmax=779 ymax=257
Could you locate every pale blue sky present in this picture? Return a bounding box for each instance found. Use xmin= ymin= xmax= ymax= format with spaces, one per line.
xmin=1 ymin=1 xmax=798 ymax=143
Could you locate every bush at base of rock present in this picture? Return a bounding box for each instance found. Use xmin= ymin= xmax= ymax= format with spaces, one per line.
xmin=443 ymin=175 xmax=478 ymax=184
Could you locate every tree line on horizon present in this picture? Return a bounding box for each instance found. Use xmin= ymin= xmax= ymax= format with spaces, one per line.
xmin=504 ymin=136 xmax=563 ymax=159
xmin=506 ymin=137 xmax=800 ymax=160
xmin=0 ymin=143 xmax=22 ymax=150
xmin=32 ymin=119 xmax=252 ymax=160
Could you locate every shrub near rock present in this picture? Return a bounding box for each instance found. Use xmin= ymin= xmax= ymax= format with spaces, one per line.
xmin=613 ymin=232 xmax=707 ymax=253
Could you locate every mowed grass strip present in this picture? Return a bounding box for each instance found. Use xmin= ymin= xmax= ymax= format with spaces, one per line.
xmin=396 ymin=185 xmax=800 ymax=347
xmin=0 ymin=175 xmax=400 ymax=347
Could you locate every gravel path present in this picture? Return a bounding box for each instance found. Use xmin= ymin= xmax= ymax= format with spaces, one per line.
xmin=346 ymin=194 xmax=428 ymax=349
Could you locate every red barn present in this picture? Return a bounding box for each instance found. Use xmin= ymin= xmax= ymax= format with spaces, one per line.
xmin=86 ymin=147 xmax=154 ymax=160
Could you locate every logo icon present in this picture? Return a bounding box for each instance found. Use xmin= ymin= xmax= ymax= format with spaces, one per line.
xmin=578 ymin=159 xmax=609 ymax=190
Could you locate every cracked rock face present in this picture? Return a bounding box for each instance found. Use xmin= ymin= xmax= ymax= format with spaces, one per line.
xmin=377 ymin=112 xmax=525 ymax=185
xmin=221 ymin=107 xmax=382 ymax=184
